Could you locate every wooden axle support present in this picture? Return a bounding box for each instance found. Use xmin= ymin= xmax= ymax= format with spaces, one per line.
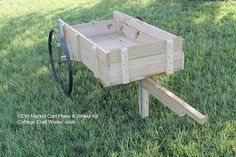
xmin=139 ymin=78 xmax=207 ymax=125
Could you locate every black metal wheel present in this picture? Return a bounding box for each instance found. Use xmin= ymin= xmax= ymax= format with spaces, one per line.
xmin=48 ymin=29 xmax=73 ymax=96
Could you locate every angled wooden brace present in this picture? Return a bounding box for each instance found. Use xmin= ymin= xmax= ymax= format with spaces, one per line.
xmin=139 ymin=78 xmax=207 ymax=125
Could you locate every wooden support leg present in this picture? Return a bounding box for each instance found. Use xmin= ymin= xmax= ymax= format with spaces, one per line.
xmin=143 ymin=78 xmax=207 ymax=125
xmin=143 ymin=79 xmax=185 ymax=117
xmin=139 ymin=80 xmax=149 ymax=119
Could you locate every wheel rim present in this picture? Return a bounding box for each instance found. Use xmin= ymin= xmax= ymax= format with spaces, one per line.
xmin=48 ymin=29 xmax=73 ymax=96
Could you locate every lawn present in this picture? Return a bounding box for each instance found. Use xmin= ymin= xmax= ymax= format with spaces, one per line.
xmin=0 ymin=0 xmax=236 ymax=156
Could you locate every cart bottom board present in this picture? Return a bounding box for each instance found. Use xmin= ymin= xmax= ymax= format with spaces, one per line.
xmin=89 ymin=33 xmax=141 ymax=52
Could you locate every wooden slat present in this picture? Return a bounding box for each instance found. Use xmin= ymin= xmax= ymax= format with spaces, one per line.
xmin=58 ymin=19 xmax=112 ymax=86
xmin=109 ymin=39 xmax=182 ymax=63
xmin=127 ymin=40 xmax=165 ymax=59
xmin=112 ymin=11 xmax=185 ymax=73
xmin=89 ymin=33 xmax=138 ymax=52
xmin=166 ymin=39 xmax=174 ymax=74
xmin=76 ymin=33 xmax=81 ymax=61
xmin=110 ymin=50 xmax=183 ymax=85
xmin=119 ymin=22 xmax=156 ymax=43
xmin=121 ymin=47 xmax=129 ymax=84
xmin=113 ymin=11 xmax=177 ymax=40
xmin=181 ymin=39 xmax=185 ymax=70
xmin=94 ymin=46 xmax=99 ymax=78
xmin=113 ymin=12 xmax=120 ymax=34
xmin=97 ymin=59 xmax=111 ymax=86
xmin=59 ymin=20 xmax=79 ymax=61
xmin=79 ymin=38 xmax=111 ymax=86
xmin=143 ymin=78 xmax=207 ymax=124
xmin=72 ymin=19 xmax=116 ymax=37
xmin=59 ymin=19 xmax=110 ymax=66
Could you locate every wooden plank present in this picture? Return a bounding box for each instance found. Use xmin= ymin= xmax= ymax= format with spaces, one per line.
xmin=112 ymin=11 xmax=185 ymax=71
xmin=76 ymin=33 xmax=81 ymax=61
xmin=109 ymin=41 xmax=165 ymax=63
xmin=58 ymin=19 xmax=64 ymax=36
xmin=98 ymin=60 xmax=111 ymax=86
xmin=143 ymin=78 xmax=207 ymax=124
xmin=72 ymin=19 xmax=116 ymax=37
xmin=58 ymin=19 xmax=112 ymax=86
xmin=139 ymin=80 xmax=149 ymax=118
xmin=94 ymin=46 xmax=99 ymax=78
xmin=58 ymin=19 xmax=110 ymax=66
xmin=113 ymin=11 xmax=177 ymax=40
xmin=110 ymin=50 xmax=183 ymax=85
xmin=89 ymin=33 xmax=138 ymax=52
xmin=143 ymin=79 xmax=185 ymax=117
xmin=113 ymin=12 xmax=120 ymax=34
xmin=59 ymin=20 xmax=79 ymax=61
xmin=127 ymin=40 xmax=165 ymax=59
xmin=119 ymin=22 xmax=156 ymax=43
xmin=80 ymin=40 xmax=96 ymax=72
xmin=79 ymin=36 xmax=99 ymax=73
xmin=79 ymin=37 xmax=111 ymax=86
xmin=166 ymin=39 xmax=174 ymax=74
xmin=181 ymin=39 xmax=185 ymax=70
xmin=121 ymin=47 xmax=129 ymax=84
xmin=109 ymin=39 xmax=182 ymax=63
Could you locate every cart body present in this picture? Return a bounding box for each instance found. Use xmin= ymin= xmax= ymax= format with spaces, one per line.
xmin=58 ymin=11 xmax=184 ymax=87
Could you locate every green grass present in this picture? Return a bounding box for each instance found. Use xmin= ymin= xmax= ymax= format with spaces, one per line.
xmin=1 ymin=0 xmax=236 ymax=156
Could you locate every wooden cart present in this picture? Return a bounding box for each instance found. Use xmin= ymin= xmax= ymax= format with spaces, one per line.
xmin=48 ymin=11 xmax=207 ymax=124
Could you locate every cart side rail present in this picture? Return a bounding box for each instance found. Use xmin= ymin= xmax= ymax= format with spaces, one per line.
xmin=113 ymin=10 xmax=177 ymax=40
xmin=58 ymin=19 xmax=111 ymax=86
